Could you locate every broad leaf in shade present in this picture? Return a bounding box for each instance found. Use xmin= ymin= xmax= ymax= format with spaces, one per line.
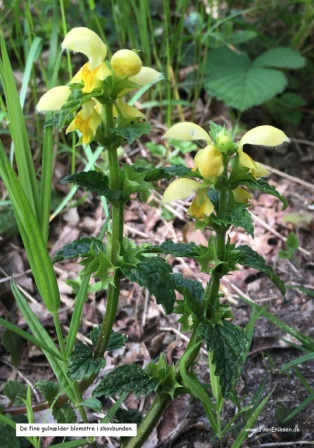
xmin=35 ymin=380 xmax=60 ymax=404
xmin=52 ymin=237 xmax=106 ymax=263
xmin=93 ymin=364 xmax=159 ymax=398
xmin=204 ymin=47 xmax=305 ymax=111
xmin=67 ymin=343 xmax=106 ymax=381
xmin=111 ymin=121 xmax=151 ymax=143
xmin=237 ymin=245 xmax=286 ymax=295
xmin=148 ymin=240 xmax=203 ymax=258
xmin=90 ymin=328 xmax=128 ymax=351
xmin=62 ymin=170 xmax=121 ymax=202
xmin=198 ymin=319 xmax=248 ymax=396
xmin=121 ymin=256 xmax=176 ymax=314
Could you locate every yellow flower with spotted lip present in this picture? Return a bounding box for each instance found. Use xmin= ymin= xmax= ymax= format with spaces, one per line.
xmin=66 ymin=100 xmax=102 ymax=144
xmin=162 ymin=178 xmax=214 ymax=220
xmin=111 ymin=49 xmax=142 ymax=77
xmin=62 ymin=27 xmax=111 ymax=93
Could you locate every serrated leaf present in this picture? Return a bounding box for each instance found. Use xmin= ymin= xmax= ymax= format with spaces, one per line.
xmin=237 ymin=244 xmax=285 ymax=295
xmin=93 ymin=364 xmax=159 ymax=398
xmin=62 ymin=171 xmax=121 ymax=202
xmin=35 ymin=380 xmax=60 ymax=404
xmin=121 ymin=257 xmax=176 ymax=314
xmin=241 ymin=177 xmax=288 ymax=210
xmin=253 ymin=47 xmax=306 ymax=69
xmin=111 ymin=121 xmax=151 ymax=143
xmin=52 ymin=237 xmax=106 ymax=263
xmin=134 ymin=164 xmax=194 ymax=182
xmin=204 ymin=47 xmax=288 ymax=111
xmin=148 ymin=240 xmax=203 ymax=258
xmin=3 ymin=381 xmax=27 ymax=404
xmin=90 ymin=328 xmax=127 ymax=351
xmin=198 ymin=319 xmax=248 ymax=396
xmin=0 ymin=419 xmax=20 ymax=448
xmin=52 ymin=403 xmax=77 ymax=424
xmin=173 ymin=273 xmax=204 ymax=302
xmin=67 ymin=343 xmax=106 ymax=381
xmin=2 ymin=330 xmax=24 ymax=366
xmin=214 ymin=202 xmax=254 ymax=236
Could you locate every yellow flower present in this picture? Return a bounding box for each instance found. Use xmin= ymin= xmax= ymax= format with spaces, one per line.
xmin=111 ymin=49 xmax=142 ymax=77
xmin=232 ymin=186 xmax=252 ymax=203
xmin=162 ymin=178 xmax=213 ymax=220
xmin=193 ymin=145 xmax=224 ymax=181
xmin=36 ymin=86 xmax=71 ymax=111
xmin=113 ymin=98 xmax=146 ymax=121
xmin=188 ymin=189 xmax=214 ymax=220
xmin=62 ymin=27 xmax=111 ymax=93
xmin=66 ymin=100 xmax=102 ymax=144
xmin=163 ymin=122 xmax=211 ymax=142
xmin=237 ymin=125 xmax=290 ymax=179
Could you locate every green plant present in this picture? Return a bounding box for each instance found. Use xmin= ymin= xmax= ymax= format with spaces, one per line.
xmin=0 ymin=23 xmax=310 ymax=448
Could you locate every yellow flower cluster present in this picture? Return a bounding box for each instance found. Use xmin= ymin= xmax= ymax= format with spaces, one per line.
xmin=37 ymin=27 xmax=161 ymax=144
xmin=162 ymin=122 xmax=289 ymax=220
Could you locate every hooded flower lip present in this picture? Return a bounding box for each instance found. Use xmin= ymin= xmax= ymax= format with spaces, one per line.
xmin=36 ymin=86 xmax=71 ymax=112
xmin=113 ymin=98 xmax=146 ymax=121
xmin=238 ymin=151 xmax=269 ymax=179
xmin=238 ymin=125 xmax=290 ymax=151
xmin=62 ymin=27 xmax=108 ymax=70
xmin=66 ymin=99 xmax=102 ymax=144
xmin=163 ymin=122 xmax=211 ymax=142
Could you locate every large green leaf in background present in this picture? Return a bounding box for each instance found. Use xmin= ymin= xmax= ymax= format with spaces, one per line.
xmin=204 ymin=47 xmax=305 ymax=111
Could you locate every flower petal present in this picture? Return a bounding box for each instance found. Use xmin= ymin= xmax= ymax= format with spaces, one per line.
xmin=129 ymin=67 xmax=162 ymax=86
xmin=36 ymin=86 xmax=71 ymax=111
xmin=61 ymin=27 xmax=107 ymax=70
xmin=193 ymin=145 xmax=224 ymax=180
xmin=163 ymin=122 xmax=211 ymax=142
xmin=239 ymin=125 xmax=290 ymax=150
xmin=162 ymin=178 xmax=200 ymax=203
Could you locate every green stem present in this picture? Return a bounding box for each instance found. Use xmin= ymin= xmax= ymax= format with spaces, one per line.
xmin=52 ymin=311 xmax=67 ymax=361
xmin=94 ymin=102 xmax=124 ymax=359
xmin=124 ymin=332 xmax=201 ymax=448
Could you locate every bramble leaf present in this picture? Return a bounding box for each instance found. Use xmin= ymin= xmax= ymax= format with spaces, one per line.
xmin=204 ymin=47 xmax=304 ymax=111
xmin=52 ymin=237 xmax=106 ymax=263
xmin=121 ymin=256 xmax=176 ymax=313
xmin=198 ymin=319 xmax=248 ymax=396
xmin=93 ymin=364 xmax=159 ymax=398
xmin=237 ymin=245 xmax=286 ymax=295
xmin=62 ymin=170 xmax=121 ymax=202
xmin=67 ymin=343 xmax=106 ymax=381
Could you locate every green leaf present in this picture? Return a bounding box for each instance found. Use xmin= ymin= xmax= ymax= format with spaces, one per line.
xmin=237 ymin=245 xmax=286 ymax=295
xmin=121 ymin=257 xmax=175 ymax=314
xmin=35 ymin=380 xmax=60 ymax=404
xmin=198 ymin=319 xmax=248 ymax=396
xmin=134 ymin=164 xmax=194 ymax=182
xmin=146 ymin=355 xmax=182 ymax=398
xmin=2 ymin=330 xmax=24 ymax=366
xmin=67 ymin=343 xmax=106 ymax=381
xmin=52 ymin=403 xmax=77 ymax=424
xmin=0 ymin=418 xmax=20 ymax=448
xmin=90 ymin=328 xmax=128 ymax=351
xmin=148 ymin=240 xmax=203 ymax=258
xmin=3 ymin=381 xmax=27 ymax=405
xmin=241 ymin=177 xmax=288 ymax=210
xmin=93 ymin=364 xmax=159 ymax=398
xmin=212 ymin=202 xmax=254 ymax=237
xmin=111 ymin=121 xmax=151 ymax=143
xmin=204 ymin=47 xmax=288 ymax=111
xmin=173 ymin=273 xmax=204 ymax=302
xmin=52 ymin=237 xmax=106 ymax=263
xmin=62 ymin=171 xmax=121 ymax=202
xmin=121 ymin=256 xmax=176 ymax=314
xmin=253 ymin=47 xmax=306 ymax=69
xmin=78 ymin=397 xmax=103 ymax=412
